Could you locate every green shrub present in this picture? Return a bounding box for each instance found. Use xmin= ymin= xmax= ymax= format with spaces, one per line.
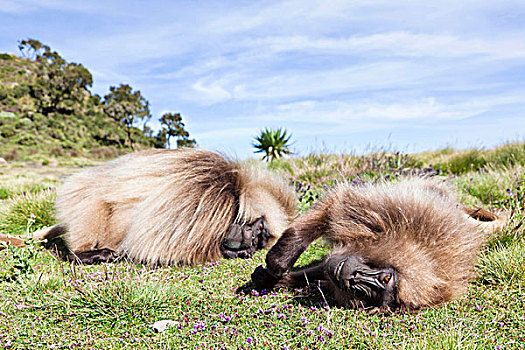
xmin=0 ymin=53 xmax=14 ymax=60
xmin=453 ymin=165 xmax=524 ymax=207
xmin=0 ymin=187 xmax=11 ymax=199
xmin=11 ymin=131 xmax=39 ymax=146
xmin=12 ymin=84 xmax=30 ymax=98
xmin=0 ymin=123 xmax=16 ymax=138
xmin=487 ymin=142 xmax=525 ymax=167
xmin=437 ymin=150 xmax=487 ymax=174
xmin=1 ymin=66 xmax=15 ymax=74
xmin=0 ymin=190 xmax=57 ymax=235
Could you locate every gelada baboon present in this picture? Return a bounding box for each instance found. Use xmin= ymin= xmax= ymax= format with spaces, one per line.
xmin=251 ymin=178 xmax=506 ymax=312
xmin=30 ymin=149 xmax=298 ymax=265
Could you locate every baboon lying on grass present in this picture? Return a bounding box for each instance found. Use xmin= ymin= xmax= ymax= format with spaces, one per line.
xmin=251 ymin=178 xmax=507 ymax=312
xmin=4 ymin=149 xmax=298 ymax=265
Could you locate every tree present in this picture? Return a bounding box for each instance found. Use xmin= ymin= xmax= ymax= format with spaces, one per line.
xmin=103 ymin=84 xmax=151 ymax=150
xmin=159 ymin=112 xmax=196 ymax=148
xmin=19 ymin=39 xmax=93 ymax=115
xmin=18 ymin=39 xmax=50 ymax=60
xmin=252 ymin=128 xmax=292 ymax=162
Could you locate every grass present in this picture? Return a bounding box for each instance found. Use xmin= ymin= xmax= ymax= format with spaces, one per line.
xmin=0 ymin=144 xmax=524 ymax=349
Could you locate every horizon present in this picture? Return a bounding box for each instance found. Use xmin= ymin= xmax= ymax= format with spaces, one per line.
xmin=1 ymin=1 xmax=524 ymax=157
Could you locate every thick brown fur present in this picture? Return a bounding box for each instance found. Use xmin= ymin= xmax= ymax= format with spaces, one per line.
xmin=49 ymin=148 xmax=297 ymax=265
xmin=256 ymin=178 xmax=504 ymax=311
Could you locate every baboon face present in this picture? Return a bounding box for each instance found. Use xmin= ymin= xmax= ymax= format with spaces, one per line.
xmin=220 ymin=217 xmax=270 ymax=259
xmin=325 ymin=255 xmax=398 ymax=310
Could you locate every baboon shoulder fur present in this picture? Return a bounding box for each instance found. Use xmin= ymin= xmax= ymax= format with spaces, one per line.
xmin=57 ymin=148 xmax=297 ymax=265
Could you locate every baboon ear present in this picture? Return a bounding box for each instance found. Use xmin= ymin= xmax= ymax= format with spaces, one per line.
xmin=464 ymin=207 xmax=507 ymax=233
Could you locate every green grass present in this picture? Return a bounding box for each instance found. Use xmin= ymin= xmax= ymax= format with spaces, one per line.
xmin=0 ymin=144 xmax=524 ymax=349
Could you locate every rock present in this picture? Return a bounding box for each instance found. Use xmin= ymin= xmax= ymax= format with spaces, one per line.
xmin=151 ymin=320 xmax=179 ymax=333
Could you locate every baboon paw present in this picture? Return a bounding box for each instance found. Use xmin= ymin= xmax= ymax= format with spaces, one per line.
xmin=251 ymin=265 xmax=280 ymax=291
xmin=67 ymin=248 xmax=119 ymax=264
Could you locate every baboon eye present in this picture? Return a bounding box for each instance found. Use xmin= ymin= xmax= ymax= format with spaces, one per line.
xmin=382 ymin=274 xmax=391 ymax=284
xmin=258 ymin=223 xmax=263 ymax=230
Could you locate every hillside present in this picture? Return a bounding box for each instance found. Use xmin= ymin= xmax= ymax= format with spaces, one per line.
xmin=0 ymin=41 xmax=194 ymax=164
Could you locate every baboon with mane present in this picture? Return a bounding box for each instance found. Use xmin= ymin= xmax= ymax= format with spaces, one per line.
xmin=31 ymin=148 xmax=298 ymax=265
xmin=251 ymin=178 xmax=506 ymax=312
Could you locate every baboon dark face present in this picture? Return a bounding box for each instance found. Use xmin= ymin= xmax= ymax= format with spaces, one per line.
xmin=325 ymin=255 xmax=398 ymax=310
xmin=221 ymin=217 xmax=270 ymax=259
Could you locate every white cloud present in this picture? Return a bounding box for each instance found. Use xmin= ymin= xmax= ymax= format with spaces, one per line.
xmin=0 ymin=0 xmax=112 ymax=14
xmin=245 ymin=93 xmax=525 ymax=127
xmin=191 ymin=80 xmax=232 ymax=104
xmin=245 ymin=32 xmax=525 ymax=59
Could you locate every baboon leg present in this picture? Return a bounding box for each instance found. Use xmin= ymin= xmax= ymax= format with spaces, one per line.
xmin=67 ymin=248 xmax=119 ymax=264
xmin=252 ymin=226 xmax=324 ymax=290
xmin=250 ymin=201 xmax=329 ymax=291
xmin=274 ymin=264 xmax=326 ymax=289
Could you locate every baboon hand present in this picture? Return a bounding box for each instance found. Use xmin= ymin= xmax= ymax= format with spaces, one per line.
xmin=250 ymin=265 xmax=281 ymax=291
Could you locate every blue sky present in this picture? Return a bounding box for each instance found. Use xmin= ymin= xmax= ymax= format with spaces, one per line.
xmin=1 ymin=0 xmax=524 ymax=157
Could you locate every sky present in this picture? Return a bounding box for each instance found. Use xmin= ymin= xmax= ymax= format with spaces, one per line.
xmin=1 ymin=0 xmax=524 ymax=157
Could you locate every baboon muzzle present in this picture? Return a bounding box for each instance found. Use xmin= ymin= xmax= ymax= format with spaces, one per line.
xmin=326 ymin=255 xmax=397 ymax=308
xmin=220 ymin=217 xmax=270 ymax=259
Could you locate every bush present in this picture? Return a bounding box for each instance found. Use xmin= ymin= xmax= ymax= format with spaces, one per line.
xmin=437 ymin=150 xmax=487 ymax=174
xmin=0 ymin=123 xmax=16 ymax=138
xmin=0 ymin=190 xmax=57 ymax=235
xmin=0 ymin=53 xmax=14 ymax=60
xmin=12 ymin=131 xmax=39 ymax=146
xmin=12 ymin=84 xmax=30 ymax=98
xmin=487 ymin=142 xmax=525 ymax=167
